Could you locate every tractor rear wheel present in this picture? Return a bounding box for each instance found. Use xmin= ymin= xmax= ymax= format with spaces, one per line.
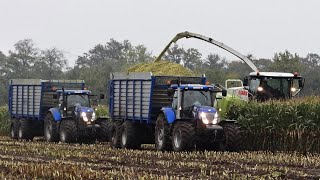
xmin=9 ymin=119 xmax=18 ymax=139
xmin=44 ymin=113 xmax=59 ymax=142
xmin=109 ymin=121 xmax=122 ymax=148
xmin=120 ymin=121 xmax=141 ymax=149
xmin=59 ymin=121 xmax=78 ymax=143
xmin=221 ymin=123 xmax=243 ymax=152
xmin=172 ymin=121 xmax=196 ymax=152
xmin=18 ymin=119 xmax=33 ymax=141
xmin=155 ymin=114 xmax=171 ymax=151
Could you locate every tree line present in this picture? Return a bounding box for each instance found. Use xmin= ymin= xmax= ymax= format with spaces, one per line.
xmin=0 ymin=38 xmax=319 ymax=104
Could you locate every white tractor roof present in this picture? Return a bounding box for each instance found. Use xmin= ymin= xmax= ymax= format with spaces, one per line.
xmin=249 ymin=72 xmax=295 ymax=77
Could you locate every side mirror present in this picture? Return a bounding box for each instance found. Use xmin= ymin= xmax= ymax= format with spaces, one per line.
xmin=298 ymin=78 xmax=304 ymax=88
xmin=53 ymin=94 xmax=58 ymax=99
xmin=167 ymin=88 xmax=174 ymax=96
xmin=222 ymin=89 xmax=227 ymax=97
xmin=243 ymin=77 xmax=249 ymax=86
xmin=100 ymin=94 xmax=105 ymax=99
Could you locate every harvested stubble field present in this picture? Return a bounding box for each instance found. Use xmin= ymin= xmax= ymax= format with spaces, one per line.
xmin=0 ymin=136 xmax=320 ymax=179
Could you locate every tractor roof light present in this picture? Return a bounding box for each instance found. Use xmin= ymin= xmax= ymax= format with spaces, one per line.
xmin=294 ymin=72 xmax=299 ymax=77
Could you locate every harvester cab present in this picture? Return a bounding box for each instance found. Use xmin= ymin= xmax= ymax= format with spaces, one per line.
xmin=155 ymin=31 xmax=305 ymax=102
xmin=243 ymin=72 xmax=305 ymax=101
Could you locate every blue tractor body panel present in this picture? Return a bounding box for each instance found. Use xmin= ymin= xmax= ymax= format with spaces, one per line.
xmin=161 ymin=107 xmax=176 ymax=124
xmin=49 ymin=108 xmax=62 ymax=121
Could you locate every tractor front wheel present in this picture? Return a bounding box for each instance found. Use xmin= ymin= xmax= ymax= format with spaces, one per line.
xmin=59 ymin=121 xmax=78 ymax=143
xmin=221 ymin=123 xmax=243 ymax=152
xmin=98 ymin=119 xmax=112 ymax=142
xmin=172 ymin=121 xmax=196 ymax=152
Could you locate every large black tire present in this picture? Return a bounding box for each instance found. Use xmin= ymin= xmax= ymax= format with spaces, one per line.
xmin=59 ymin=121 xmax=78 ymax=143
xmin=98 ymin=119 xmax=112 ymax=142
xmin=109 ymin=121 xmax=122 ymax=148
xmin=9 ymin=119 xmax=19 ymax=139
xmin=222 ymin=123 xmax=243 ymax=152
xmin=18 ymin=119 xmax=33 ymax=141
xmin=172 ymin=121 xmax=196 ymax=152
xmin=44 ymin=113 xmax=59 ymax=142
xmin=155 ymin=114 xmax=171 ymax=151
xmin=120 ymin=121 xmax=141 ymax=149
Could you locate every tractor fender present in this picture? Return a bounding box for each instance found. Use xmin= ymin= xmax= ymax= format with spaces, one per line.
xmin=160 ymin=107 xmax=176 ymax=124
xmin=48 ymin=108 xmax=62 ymax=122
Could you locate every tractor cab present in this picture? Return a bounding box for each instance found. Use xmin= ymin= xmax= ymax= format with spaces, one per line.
xmin=244 ymin=72 xmax=305 ymax=101
xmin=168 ymin=83 xmax=227 ymax=125
xmin=54 ymin=90 xmax=96 ymax=123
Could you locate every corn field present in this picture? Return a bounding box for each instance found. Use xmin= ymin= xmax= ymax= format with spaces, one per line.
xmin=227 ymin=96 xmax=320 ymax=153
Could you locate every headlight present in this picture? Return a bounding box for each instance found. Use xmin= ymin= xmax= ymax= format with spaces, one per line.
xmin=200 ymin=112 xmax=220 ymax=125
xmin=257 ymin=87 xmax=263 ymax=91
xmin=92 ymin=112 xmax=96 ymax=121
xmin=291 ymin=87 xmax=296 ymax=92
xmin=81 ymin=112 xmax=89 ymax=122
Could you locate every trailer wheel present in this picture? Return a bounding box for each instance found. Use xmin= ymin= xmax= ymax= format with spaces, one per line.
xmin=44 ymin=113 xmax=59 ymax=142
xmin=59 ymin=121 xmax=77 ymax=143
xmin=18 ymin=119 xmax=33 ymax=141
xmin=98 ymin=119 xmax=112 ymax=142
xmin=172 ymin=121 xmax=196 ymax=152
xmin=120 ymin=121 xmax=141 ymax=149
xmin=9 ymin=119 xmax=19 ymax=139
xmin=222 ymin=123 xmax=243 ymax=152
xmin=155 ymin=114 xmax=171 ymax=151
xmin=110 ymin=121 xmax=122 ymax=148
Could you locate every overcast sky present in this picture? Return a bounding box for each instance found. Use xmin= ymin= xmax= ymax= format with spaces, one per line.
xmin=1 ymin=0 xmax=320 ymax=66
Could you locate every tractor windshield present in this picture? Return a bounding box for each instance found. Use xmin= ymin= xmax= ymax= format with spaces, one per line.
xmin=66 ymin=94 xmax=90 ymax=108
xmin=249 ymin=77 xmax=290 ymax=100
xmin=182 ymin=90 xmax=212 ymax=108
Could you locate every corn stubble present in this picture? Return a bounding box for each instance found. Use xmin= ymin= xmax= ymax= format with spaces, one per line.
xmin=0 ymin=137 xmax=319 ymax=179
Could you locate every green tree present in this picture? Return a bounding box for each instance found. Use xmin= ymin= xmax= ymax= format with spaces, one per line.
xmin=183 ymin=48 xmax=202 ymax=70
xmin=34 ymin=48 xmax=67 ymax=79
xmin=163 ymin=44 xmax=185 ymax=64
xmin=6 ymin=39 xmax=38 ymax=79
xmin=271 ymin=50 xmax=301 ymax=72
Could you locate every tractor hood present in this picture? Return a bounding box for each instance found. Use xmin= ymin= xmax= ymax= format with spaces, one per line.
xmin=75 ymin=106 xmax=94 ymax=114
xmin=192 ymin=105 xmax=220 ymax=125
xmin=193 ymin=105 xmax=217 ymax=117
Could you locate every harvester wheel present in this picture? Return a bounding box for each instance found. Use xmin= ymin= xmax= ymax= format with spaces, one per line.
xmin=120 ymin=121 xmax=141 ymax=149
xmin=9 ymin=119 xmax=19 ymax=139
xmin=59 ymin=120 xmax=77 ymax=143
xmin=110 ymin=121 xmax=122 ymax=148
xmin=98 ymin=119 xmax=112 ymax=142
xmin=18 ymin=119 xmax=34 ymax=141
xmin=155 ymin=114 xmax=171 ymax=151
xmin=172 ymin=121 xmax=196 ymax=152
xmin=222 ymin=123 xmax=243 ymax=152
xmin=44 ymin=113 xmax=59 ymax=142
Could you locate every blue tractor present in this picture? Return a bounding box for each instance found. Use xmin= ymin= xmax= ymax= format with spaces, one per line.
xmin=109 ymin=72 xmax=243 ymax=151
xmin=9 ymin=79 xmax=108 ymax=143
